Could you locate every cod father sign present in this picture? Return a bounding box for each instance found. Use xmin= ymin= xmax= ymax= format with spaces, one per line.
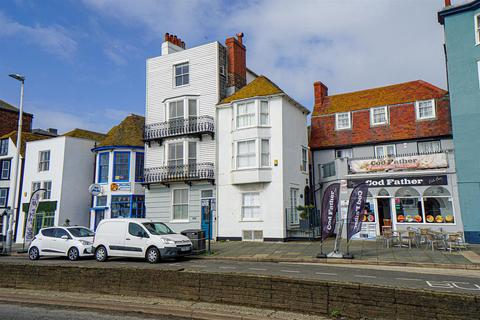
xmin=347 ymin=175 xmax=447 ymax=188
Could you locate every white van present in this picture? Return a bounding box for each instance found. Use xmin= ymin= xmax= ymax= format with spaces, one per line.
xmin=92 ymin=218 xmax=193 ymax=263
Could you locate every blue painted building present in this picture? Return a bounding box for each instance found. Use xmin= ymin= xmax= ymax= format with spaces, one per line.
xmin=439 ymin=0 xmax=480 ymax=243
xmin=89 ymin=114 xmax=146 ymax=229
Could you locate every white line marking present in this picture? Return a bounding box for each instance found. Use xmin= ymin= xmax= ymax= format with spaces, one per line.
xmin=315 ymin=272 xmax=337 ymax=276
xmin=248 ymin=268 xmax=267 ymax=271
xmin=281 ymin=270 xmax=300 ymax=273
xmin=219 ymin=266 xmax=236 ymax=269
xmin=354 ymin=275 xmax=377 ymax=279
xmin=193 ymin=265 xmax=207 ymax=268
xmin=168 ymin=263 xmax=181 ymax=266
xmin=396 ymin=278 xmax=422 ymax=281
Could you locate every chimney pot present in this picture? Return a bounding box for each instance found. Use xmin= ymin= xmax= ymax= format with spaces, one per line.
xmin=314 ymin=81 xmax=328 ymax=106
xmin=164 ymin=33 xmax=169 ymax=42
xmin=236 ymin=32 xmax=244 ymax=44
xmin=444 ymin=0 xmax=451 ymax=6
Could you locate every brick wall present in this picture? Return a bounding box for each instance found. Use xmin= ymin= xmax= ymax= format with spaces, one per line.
xmin=310 ymin=96 xmax=452 ymax=149
xmin=0 ymin=263 xmax=478 ymax=319
xmin=0 ymin=109 xmax=33 ymax=137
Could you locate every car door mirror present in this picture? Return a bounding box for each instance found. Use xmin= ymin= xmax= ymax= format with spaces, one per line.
xmin=61 ymin=235 xmax=69 ymax=240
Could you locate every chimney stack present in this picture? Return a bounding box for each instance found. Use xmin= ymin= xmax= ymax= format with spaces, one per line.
xmin=225 ymin=32 xmax=246 ymax=92
xmin=162 ymin=32 xmax=186 ymax=55
xmin=314 ymin=81 xmax=328 ymax=107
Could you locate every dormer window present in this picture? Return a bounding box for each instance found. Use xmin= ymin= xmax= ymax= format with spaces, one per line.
xmin=370 ymin=106 xmax=388 ymax=126
xmin=235 ymin=100 xmax=269 ymax=129
xmin=415 ymin=99 xmax=436 ymax=120
xmin=174 ymin=62 xmax=189 ymax=87
xmin=335 ymin=112 xmax=351 ymax=130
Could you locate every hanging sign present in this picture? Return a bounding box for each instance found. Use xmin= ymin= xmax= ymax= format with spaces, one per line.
xmin=321 ymin=183 xmax=340 ymax=241
xmin=88 ymin=184 xmax=103 ymax=196
xmin=346 ymin=183 xmax=369 ymax=241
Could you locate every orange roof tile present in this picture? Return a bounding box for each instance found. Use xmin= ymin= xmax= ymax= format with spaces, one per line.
xmin=312 ymin=80 xmax=447 ymax=116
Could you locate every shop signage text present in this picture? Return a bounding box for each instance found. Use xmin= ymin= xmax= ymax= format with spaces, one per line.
xmin=347 ymin=175 xmax=447 ymax=188
xmin=349 ymin=153 xmax=448 ymax=173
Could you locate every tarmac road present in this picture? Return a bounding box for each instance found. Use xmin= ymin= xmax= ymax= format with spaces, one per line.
xmin=0 ymin=302 xmax=186 ymax=320
xmin=1 ymin=255 xmax=479 ymax=295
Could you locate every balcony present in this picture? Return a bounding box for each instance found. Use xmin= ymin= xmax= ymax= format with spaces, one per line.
xmin=144 ymin=162 xmax=215 ymax=187
xmin=144 ymin=116 xmax=215 ymax=145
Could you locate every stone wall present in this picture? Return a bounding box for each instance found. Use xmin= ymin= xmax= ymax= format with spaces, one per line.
xmin=0 ymin=263 xmax=478 ymax=319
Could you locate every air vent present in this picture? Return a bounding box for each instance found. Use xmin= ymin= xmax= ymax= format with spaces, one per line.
xmin=242 ymin=230 xmax=263 ymax=241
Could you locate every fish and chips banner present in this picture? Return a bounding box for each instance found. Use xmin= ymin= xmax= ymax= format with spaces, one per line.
xmin=346 ymin=183 xmax=369 ymax=241
xmin=349 ymin=153 xmax=448 ymax=173
xmin=25 ymin=191 xmax=42 ymax=243
xmin=321 ymin=183 xmax=340 ymax=241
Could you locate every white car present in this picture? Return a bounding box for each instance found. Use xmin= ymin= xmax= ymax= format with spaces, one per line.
xmin=28 ymin=226 xmax=94 ymax=261
xmin=93 ymin=218 xmax=193 ymax=263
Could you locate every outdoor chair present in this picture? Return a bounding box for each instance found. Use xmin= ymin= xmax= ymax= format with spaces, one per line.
xmin=383 ymin=229 xmax=395 ymax=248
xmin=401 ymin=231 xmax=418 ymax=249
xmin=419 ymin=228 xmax=430 ymax=245
xmin=446 ymin=233 xmax=468 ymax=252
xmin=426 ymin=232 xmax=444 ymax=251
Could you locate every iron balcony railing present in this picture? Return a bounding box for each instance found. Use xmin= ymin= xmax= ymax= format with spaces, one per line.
xmin=144 ymin=116 xmax=215 ymax=142
xmin=144 ymin=162 xmax=215 ymax=185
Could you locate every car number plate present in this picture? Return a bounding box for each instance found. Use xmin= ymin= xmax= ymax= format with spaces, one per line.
xmin=180 ymin=246 xmax=190 ymax=251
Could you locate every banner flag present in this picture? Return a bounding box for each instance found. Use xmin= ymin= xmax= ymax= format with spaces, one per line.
xmin=321 ymin=183 xmax=340 ymax=241
xmin=346 ymin=183 xmax=369 ymax=241
xmin=25 ymin=191 xmax=42 ymax=243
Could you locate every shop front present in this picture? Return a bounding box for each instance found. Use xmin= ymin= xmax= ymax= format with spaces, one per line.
xmin=347 ymin=175 xmax=461 ymax=239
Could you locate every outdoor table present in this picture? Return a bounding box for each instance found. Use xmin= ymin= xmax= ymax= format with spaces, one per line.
xmin=393 ymin=230 xmax=409 ymax=248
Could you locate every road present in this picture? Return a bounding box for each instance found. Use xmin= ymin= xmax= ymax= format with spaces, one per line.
xmin=0 ymin=302 xmax=185 ymax=320
xmin=1 ymin=255 xmax=480 ymax=295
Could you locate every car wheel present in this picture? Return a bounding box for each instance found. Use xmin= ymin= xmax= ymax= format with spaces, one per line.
xmin=146 ymin=247 xmax=160 ymax=263
xmin=68 ymin=247 xmax=80 ymax=261
xmin=95 ymin=246 xmax=108 ymax=262
xmin=28 ymin=247 xmax=40 ymax=260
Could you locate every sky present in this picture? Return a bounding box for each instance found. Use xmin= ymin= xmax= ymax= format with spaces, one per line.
xmin=0 ymin=0 xmax=449 ymax=134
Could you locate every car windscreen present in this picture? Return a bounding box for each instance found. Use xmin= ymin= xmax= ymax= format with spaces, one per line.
xmin=67 ymin=227 xmax=95 ymax=238
xmin=142 ymin=222 xmax=175 ymax=235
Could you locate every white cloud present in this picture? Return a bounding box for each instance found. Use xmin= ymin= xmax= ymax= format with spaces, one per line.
xmin=0 ymin=11 xmax=78 ymax=60
xmin=83 ymin=0 xmax=447 ymax=108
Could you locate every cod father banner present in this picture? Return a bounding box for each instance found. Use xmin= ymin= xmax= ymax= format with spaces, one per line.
xmin=321 ymin=183 xmax=340 ymax=241
xmin=25 ymin=190 xmax=42 ymax=243
xmin=346 ymin=183 xmax=369 ymax=241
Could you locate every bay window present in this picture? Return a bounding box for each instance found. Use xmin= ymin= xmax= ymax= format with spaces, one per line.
xmin=168 ymin=100 xmax=184 ymax=121
xmin=0 ymin=188 xmax=8 ymax=207
xmin=113 ymin=152 xmax=130 ymax=182
xmin=260 ymin=101 xmax=269 ymax=125
xmin=173 ymin=189 xmax=189 ymax=221
xmin=1 ymin=160 xmax=10 ymax=180
xmin=111 ymin=195 xmax=131 ymax=218
xmin=0 ymin=139 xmax=8 ymax=156
xmin=236 ymin=101 xmax=256 ymax=128
xmin=237 ymin=140 xmax=256 ymax=168
xmin=415 ymin=99 xmax=436 ymax=120
xmin=135 ymin=152 xmax=144 ymax=182
xmin=261 ymin=139 xmax=270 ymax=167
xmin=168 ymin=142 xmax=184 ymax=167
xmin=98 ymin=152 xmax=109 ymax=183
xmin=235 ymin=100 xmax=270 ymax=129
xmin=242 ymin=192 xmax=261 ymax=220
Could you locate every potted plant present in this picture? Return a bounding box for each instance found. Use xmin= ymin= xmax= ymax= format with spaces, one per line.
xmin=297 ymin=205 xmax=315 ymax=231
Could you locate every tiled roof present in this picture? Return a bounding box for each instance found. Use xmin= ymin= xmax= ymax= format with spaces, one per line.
xmin=219 ymin=76 xmax=283 ymax=104
xmin=63 ymin=128 xmax=106 ymax=142
xmin=313 ymin=80 xmax=447 ymax=116
xmin=0 ymin=131 xmax=51 ymax=157
xmin=97 ymin=114 xmax=145 ymax=148
xmin=0 ymin=99 xmax=34 ymax=116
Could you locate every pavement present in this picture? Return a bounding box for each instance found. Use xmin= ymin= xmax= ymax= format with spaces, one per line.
xmin=0 ymin=288 xmax=329 ymax=320
xmin=1 ymin=255 xmax=480 ymax=296
xmin=203 ymin=239 xmax=480 ymax=269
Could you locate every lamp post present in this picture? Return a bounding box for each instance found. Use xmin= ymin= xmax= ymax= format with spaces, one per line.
xmin=5 ymin=73 xmax=25 ymax=254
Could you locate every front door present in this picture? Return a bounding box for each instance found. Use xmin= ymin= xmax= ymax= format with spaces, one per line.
xmin=201 ymin=190 xmax=215 ymax=240
xmin=377 ymin=198 xmax=392 ymax=234
xmin=94 ymin=209 xmax=105 ymax=231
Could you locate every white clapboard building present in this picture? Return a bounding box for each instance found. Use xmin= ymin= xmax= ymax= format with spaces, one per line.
xmin=145 ymin=33 xmax=310 ymax=240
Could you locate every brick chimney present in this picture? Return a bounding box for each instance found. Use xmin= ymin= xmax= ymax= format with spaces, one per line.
xmin=444 ymin=0 xmax=451 ymax=6
xmin=314 ymin=81 xmax=328 ymax=107
xmin=162 ymin=33 xmax=186 ymax=55
xmin=225 ymin=32 xmax=246 ymax=92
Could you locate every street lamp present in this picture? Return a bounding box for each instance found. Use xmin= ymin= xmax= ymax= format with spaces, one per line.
xmin=4 ymin=73 xmax=25 ymax=254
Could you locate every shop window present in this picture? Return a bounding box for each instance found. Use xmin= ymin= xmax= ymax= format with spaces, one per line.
xmin=111 ymin=195 xmax=131 ymax=218
xmin=131 ymin=195 xmax=145 ymax=218
xmin=362 ymin=198 xmax=375 ymax=223
xmin=395 ymin=187 xmax=423 ymax=223
xmin=377 ymin=189 xmax=390 ymax=197
xmin=96 ymin=196 xmax=107 ymax=207
xmin=423 ymin=187 xmax=454 ymax=224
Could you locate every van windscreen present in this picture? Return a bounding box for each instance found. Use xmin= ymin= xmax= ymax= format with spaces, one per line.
xmin=142 ymin=222 xmax=175 ymax=235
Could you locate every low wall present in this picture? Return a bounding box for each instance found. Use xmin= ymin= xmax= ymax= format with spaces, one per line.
xmin=0 ymin=263 xmax=478 ymax=319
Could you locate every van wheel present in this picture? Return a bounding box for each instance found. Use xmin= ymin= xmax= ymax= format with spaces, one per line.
xmin=68 ymin=247 xmax=79 ymax=261
xmin=29 ymin=247 xmax=40 ymax=260
xmin=146 ymin=247 xmax=160 ymax=263
xmin=95 ymin=246 xmax=108 ymax=262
